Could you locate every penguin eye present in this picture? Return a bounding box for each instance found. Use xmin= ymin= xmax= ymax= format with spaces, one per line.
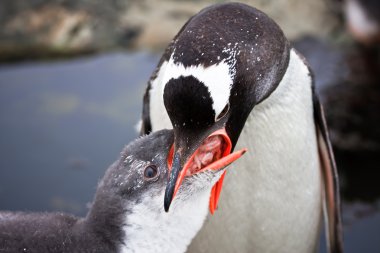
xmin=144 ymin=165 xmax=159 ymax=181
xmin=216 ymin=103 xmax=230 ymax=121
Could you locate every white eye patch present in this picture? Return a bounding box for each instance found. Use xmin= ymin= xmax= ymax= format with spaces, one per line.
xmin=161 ymin=54 xmax=233 ymax=120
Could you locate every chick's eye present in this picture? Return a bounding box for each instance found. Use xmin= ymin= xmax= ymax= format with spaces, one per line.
xmin=144 ymin=165 xmax=159 ymax=181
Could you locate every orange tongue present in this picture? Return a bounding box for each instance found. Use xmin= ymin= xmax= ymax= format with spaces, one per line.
xmin=208 ymin=148 xmax=247 ymax=214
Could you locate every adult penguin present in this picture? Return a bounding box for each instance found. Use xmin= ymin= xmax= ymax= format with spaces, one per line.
xmin=139 ymin=3 xmax=343 ymax=253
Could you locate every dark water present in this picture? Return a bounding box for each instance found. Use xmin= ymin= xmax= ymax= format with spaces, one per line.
xmin=0 ymin=52 xmax=158 ymax=215
xmin=0 ymin=51 xmax=379 ymax=252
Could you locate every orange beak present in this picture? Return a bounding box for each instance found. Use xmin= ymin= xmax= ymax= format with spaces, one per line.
xmin=164 ymin=128 xmax=247 ymax=213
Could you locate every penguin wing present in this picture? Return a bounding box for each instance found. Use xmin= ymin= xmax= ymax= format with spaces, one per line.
xmin=139 ymin=53 xmax=170 ymax=136
xmin=313 ymin=94 xmax=344 ymax=253
xmin=139 ymin=40 xmax=177 ymax=136
xmin=140 ymin=84 xmax=152 ymax=136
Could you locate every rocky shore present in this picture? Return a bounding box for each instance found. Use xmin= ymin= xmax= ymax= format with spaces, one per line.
xmin=0 ymin=0 xmax=341 ymax=61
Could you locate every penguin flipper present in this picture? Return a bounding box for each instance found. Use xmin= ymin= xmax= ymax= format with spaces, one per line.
xmin=140 ymin=84 xmax=152 ymax=136
xmin=139 ymin=38 xmax=178 ymax=136
xmin=314 ymin=95 xmax=344 ymax=253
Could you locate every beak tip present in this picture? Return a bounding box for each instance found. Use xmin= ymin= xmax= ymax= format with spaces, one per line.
xmin=164 ymin=200 xmax=171 ymax=212
xmin=164 ymin=186 xmax=174 ymax=212
xmin=164 ymin=152 xmax=182 ymax=213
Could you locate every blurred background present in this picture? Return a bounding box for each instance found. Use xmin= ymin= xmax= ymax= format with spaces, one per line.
xmin=0 ymin=0 xmax=379 ymax=252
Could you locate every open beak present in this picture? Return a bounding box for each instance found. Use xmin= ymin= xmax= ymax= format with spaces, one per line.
xmin=164 ymin=128 xmax=247 ymax=212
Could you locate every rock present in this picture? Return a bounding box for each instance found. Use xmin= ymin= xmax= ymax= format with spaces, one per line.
xmin=0 ymin=0 xmax=129 ymax=61
xmin=3 ymin=4 xmax=92 ymax=49
xmin=0 ymin=0 xmax=342 ymax=61
xmin=121 ymin=0 xmax=342 ymax=49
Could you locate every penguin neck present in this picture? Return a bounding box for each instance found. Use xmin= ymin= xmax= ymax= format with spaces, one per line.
xmin=119 ymin=187 xmax=212 ymax=253
xmin=236 ymin=48 xmax=321 ymax=202
xmin=226 ymin=48 xmax=322 ymax=251
xmin=85 ymin=179 xmax=126 ymax=251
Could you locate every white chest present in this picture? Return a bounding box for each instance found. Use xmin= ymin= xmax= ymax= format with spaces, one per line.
xmin=188 ymin=49 xmax=323 ymax=253
xmin=119 ymin=188 xmax=211 ymax=253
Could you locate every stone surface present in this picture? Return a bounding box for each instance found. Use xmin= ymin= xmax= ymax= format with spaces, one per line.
xmin=0 ymin=0 xmax=129 ymax=60
xmin=0 ymin=0 xmax=342 ymax=60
